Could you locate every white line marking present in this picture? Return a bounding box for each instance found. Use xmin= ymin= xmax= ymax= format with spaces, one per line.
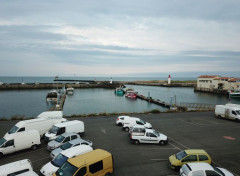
xmin=140 ymin=147 xmax=177 ymax=150
xmin=168 ymin=137 xmax=190 ymax=150
xmin=100 ymin=127 xmax=106 ymax=134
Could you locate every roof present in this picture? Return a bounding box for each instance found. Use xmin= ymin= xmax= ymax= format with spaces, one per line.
xmin=186 ymin=163 xmax=213 ymax=171
xmin=61 ymin=145 xmax=93 ymax=158
xmin=185 ymin=149 xmax=208 ymax=155
xmin=213 ymin=77 xmax=230 ymax=80
xmin=37 ymin=111 xmax=63 ymax=119
xmin=68 ymin=149 xmax=112 ymax=167
xmin=198 ymin=75 xmax=219 ymax=78
xmin=229 ymin=78 xmax=240 ymax=82
xmin=54 ymin=120 xmax=83 ymax=127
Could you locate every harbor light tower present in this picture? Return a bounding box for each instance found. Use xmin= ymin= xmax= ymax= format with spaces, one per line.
xmin=110 ymin=77 xmax=113 ymax=84
xmin=168 ymin=75 xmax=171 ymax=84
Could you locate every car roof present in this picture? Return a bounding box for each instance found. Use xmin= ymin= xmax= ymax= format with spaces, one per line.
xmin=54 ymin=120 xmax=83 ymax=127
xmin=132 ymin=125 xmax=146 ymax=128
xmin=61 ymin=145 xmax=93 ymax=157
xmin=60 ymin=132 xmax=79 ymax=137
xmin=185 ymin=149 xmax=208 ymax=155
xmin=69 ymin=138 xmax=89 ymax=144
xmin=118 ymin=116 xmax=130 ymax=118
xmin=186 ymin=163 xmax=213 ymax=171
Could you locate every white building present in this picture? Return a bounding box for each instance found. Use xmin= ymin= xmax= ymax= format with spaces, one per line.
xmin=197 ymin=75 xmax=240 ymax=91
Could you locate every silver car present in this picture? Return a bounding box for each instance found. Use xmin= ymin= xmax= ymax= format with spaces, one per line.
xmin=47 ymin=133 xmax=80 ymax=151
xmin=50 ymin=138 xmax=93 ymax=158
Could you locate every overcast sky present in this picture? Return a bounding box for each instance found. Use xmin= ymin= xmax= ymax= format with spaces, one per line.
xmin=0 ymin=0 xmax=240 ymax=77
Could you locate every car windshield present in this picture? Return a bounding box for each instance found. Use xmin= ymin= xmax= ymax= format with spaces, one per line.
xmin=55 ymin=135 xmax=65 ymax=143
xmin=0 ymin=138 xmax=6 ymax=147
xmin=49 ymin=126 xmax=60 ymax=134
xmin=176 ymin=151 xmax=188 ymax=160
xmin=140 ymin=120 xmax=146 ymax=124
xmin=181 ymin=164 xmax=190 ymax=175
xmin=236 ymin=110 xmax=240 ymax=115
xmin=60 ymin=142 xmax=73 ymax=150
xmin=213 ymin=167 xmax=226 ymax=176
xmin=8 ymin=126 xmax=19 ymax=134
xmin=51 ymin=154 xmax=68 ymax=167
xmin=153 ymin=131 xmax=160 ymax=137
xmin=56 ymin=161 xmax=78 ymax=176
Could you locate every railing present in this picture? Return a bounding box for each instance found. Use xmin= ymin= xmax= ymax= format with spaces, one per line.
xmin=178 ymin=102 xmax=215 ymax=110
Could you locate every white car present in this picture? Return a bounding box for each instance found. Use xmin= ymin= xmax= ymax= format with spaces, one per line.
xmin=40 ymin=145 xmax=93 ymax=176
xmin=123 ymin=118 xmax=152 ymax=132
xmin=180 ymin=163 xmax=234 ymax=176
xmin=0 ymin=159 xmax=38 ymax=176
xmin=116 ymin=116 xmax=130 ymax=126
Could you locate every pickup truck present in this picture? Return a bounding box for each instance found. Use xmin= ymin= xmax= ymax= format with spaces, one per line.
xmin=130 ymin=129 xmax=168 ymax=145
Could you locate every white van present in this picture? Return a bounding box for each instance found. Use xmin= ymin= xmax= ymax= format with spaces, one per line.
xmin=215 ymin=105 xmax=240 ymax=121
xmin=122 ymin=117 xmax=152 ymax=132
xmin=0 ymin=159 xmax=38 ymax=176
xmin=0 ymin=130 xmax=40 ymax=157
xmin=5 ymin=111 xmax=66 ymax=138
xmin=45 ymin=120 xmax=85 ymax=141
xmin=40 ymin=145 xmax=93 ymax=176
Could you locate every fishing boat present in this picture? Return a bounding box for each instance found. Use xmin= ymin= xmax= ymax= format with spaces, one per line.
xmin=66 ymin=87 xmax=74 ymax=95
xmin=125 ymin=90 xmax=138 ymax=99
xmin=115 ymin=87 xmax=124 ymax=95
xmin=229 ymin=89 xmax=240 ymax=98
xmin=46 ymin=90 xmax=58 ymax=102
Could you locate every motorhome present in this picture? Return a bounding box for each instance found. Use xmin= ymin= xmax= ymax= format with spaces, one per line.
xmin=45 ymin=120 xmax=85 ymax=142
xmin=0 ymin=130 xmax=40 ymax=157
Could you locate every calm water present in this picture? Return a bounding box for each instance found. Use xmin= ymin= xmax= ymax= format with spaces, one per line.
xmin=0 ymin=85 xmax=239 ymax=119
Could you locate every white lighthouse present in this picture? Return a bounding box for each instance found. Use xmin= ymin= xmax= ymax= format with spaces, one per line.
xmin=168 ymin=75 xmax=171 ymax=84
xmin=110 ymin=77 xmax=113 ymax=84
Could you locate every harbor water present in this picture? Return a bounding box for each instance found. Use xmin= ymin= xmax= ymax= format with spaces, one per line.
xmin=0 ymin=85 xmax=239 ymax=119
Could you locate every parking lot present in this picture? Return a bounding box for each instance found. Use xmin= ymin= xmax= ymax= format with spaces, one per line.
xmin=0 ymin=111 xmax=240 ymax=176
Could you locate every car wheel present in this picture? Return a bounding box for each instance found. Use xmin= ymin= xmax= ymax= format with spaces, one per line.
xmin=217 ymin=115 xmax=222 ymax=119
xmin=0 ymin=153 xmax=3 ymax=158
xmin=31 ymin=144 xmax=38 ymax=150
xmin=118 ymin=123 xmax=122 ymax=126
xmin=159 ymin=140 xmax=165 ymax=145
xmin=125 ymin=127 xmax=129 ymax=132
xmin=134 ymin=140 xmax=140 ymax=145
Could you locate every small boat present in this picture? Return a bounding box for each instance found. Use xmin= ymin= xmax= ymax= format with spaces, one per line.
xmin=125 ymin=90 xmax=138 ymax=99
xmin=229 ymin=89 xmax=240 ymax=98
xmin=66 ymin=87 xmax=74 ymax=95
xmin=46 ymin=90 xmax=58 ymax=102
xmin=115 ymin=87 xmax=124 ymax=95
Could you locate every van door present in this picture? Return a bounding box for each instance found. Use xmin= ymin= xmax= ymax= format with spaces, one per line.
xmin=2 ymin=140 xmax=15 ymax=154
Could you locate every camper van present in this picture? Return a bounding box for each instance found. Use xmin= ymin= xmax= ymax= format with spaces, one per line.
xmin=215 ymin=105 xmax=240 ymax=121
xmin=0 ymin=159 xmax=38 ymax=176
xmin=5 ymin=111 xmax=66 ymax=138
xmin=45 ymin=120 xmax=85 ymax=142
xmin=40 ymin=145 xmax=93 ymax=176
xmin=53 ymin=149 xmax=114 ymax=176
xmin=0 ymin=130 xmax=40 ymax=157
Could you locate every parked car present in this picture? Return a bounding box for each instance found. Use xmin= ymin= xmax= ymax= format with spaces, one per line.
xmin=180 ymin=163 xmax=234 ymax=176
xmin=130 ymin=129 xmax=168 ymax=145
xmin=53 ymin=149 xmax=114 ymax=176
xmin=50 ymin=138 xmax=93 ymax=159
xmin=45 ymin=120 xmax=84 ymax=142
xmin=47 ymin=133 xmax=80 ymax=151
xmin=40 ymin=145 xmax=93 ymax=176
xmin=5 ymin=111 xmax=66 ymax=138
xmin=0 ymin=159 xmax=38 ymax=176
xmin=169 ymin=149 xmax=212 ymax=170
xmin=116 ymin=116 xmax=130 ymax=126
xmin=215 ymin=105 xmax=240 ymax=121
xmin=122 ymin=117 xmax=152 ymax=132
xmin=0 ymin=130 xmax=40 ymax=157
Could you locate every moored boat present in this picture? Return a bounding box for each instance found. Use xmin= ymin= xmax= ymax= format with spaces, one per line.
xmin=125 ymin=90 xmax=138 ymax=99
xmin=115 ymin=87 xmax=124 ymax=95
xmin=46 ymin=90 xmax=58 ymax=102
xmin=229 ymin=89 xmax=240 ymax=98
xmin=66 ymin=87 xmax=74 ymax=95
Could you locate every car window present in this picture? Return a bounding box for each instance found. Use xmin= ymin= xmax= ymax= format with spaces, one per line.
xmin=182 ymin=155 xmax=197 ymax=162
xmin=18 ymin=127 xmax=25 ymax=132
xmin=71 ymin=135 xmax=77 ymax=140
xmin=205 ymin=170 xmax=221 ymax=176
xmin=89 ymin=160 xmax=103 ymax=174
xmin=5 ymin=140 xmax=14 ymax=147
xmin=75 ymin=167 xmax=87 ymax=176
xmin=81 ymin=142 xmax=89 ymax=145
xmin=232 ymin=111 xmax=237 ymax=115
xmin=198 ymin=155 xmax=209 ymax=161
xmin=146 ymin=133 xmax=150 ymax=137
xmin=120 ymin=117 xmax=124 ymax=120
xmin=149 ymin=133 xmax=157 ymax=137
xmin=63 ymin=136 xmax=70 ymax=143
xmin=136 ymin=121 xmax=144 ymax=125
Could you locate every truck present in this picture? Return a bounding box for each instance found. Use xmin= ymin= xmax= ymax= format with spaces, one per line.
xmin=215 ymin=105 xmax=240 ymax=121
xmin=0 ymin=130 xmax=41 ymax=157
xmin=45 ymin=120 xmax=85 ymax=142
xmin=5 ymin=111 xmax=66 ymax=138
xmin=130 ymin=129 xmax=168 ymax=145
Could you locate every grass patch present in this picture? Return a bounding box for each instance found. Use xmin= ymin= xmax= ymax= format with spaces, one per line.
xmin=150 ymin=109 xmax=161 ymax=113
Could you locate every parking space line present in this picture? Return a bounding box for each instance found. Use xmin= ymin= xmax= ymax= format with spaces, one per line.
xmin=140 ymin=147 xmax=177 ymax=150
xmin=178 ymin=119 xmax=215 ymax=127
xmin=168 ymin=137 xmax=190 ymax=150
xmin=150 ymin=159 xmax=168 ymax=161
